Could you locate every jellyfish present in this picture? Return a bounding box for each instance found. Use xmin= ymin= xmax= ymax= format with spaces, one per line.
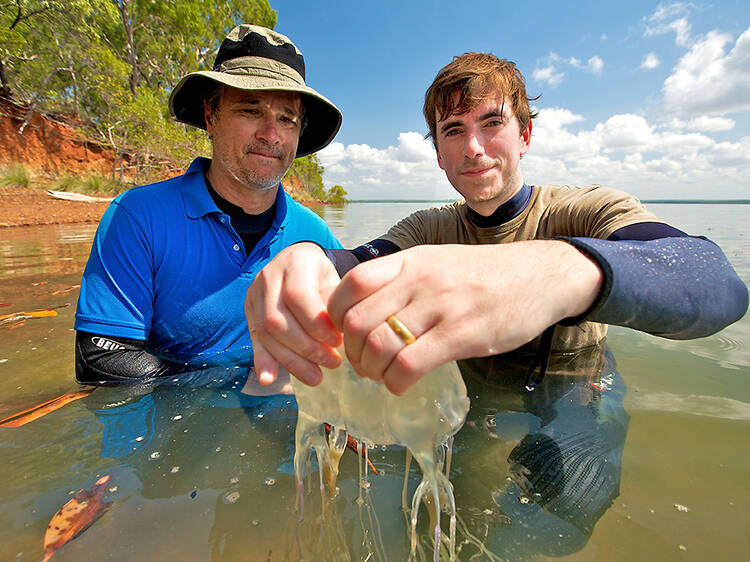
xmin=292 ymin=348 xmax=470 ymax=561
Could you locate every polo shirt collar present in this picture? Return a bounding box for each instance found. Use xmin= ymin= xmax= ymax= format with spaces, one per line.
xmin=182 ymin=158 xmax=218 ymax=219
xmin=181 ymin=157 xmax=288 ymax=229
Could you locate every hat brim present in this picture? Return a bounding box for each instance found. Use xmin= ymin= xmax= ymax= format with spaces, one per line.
xmin=169 ymin=71 xmax=342 ymax=157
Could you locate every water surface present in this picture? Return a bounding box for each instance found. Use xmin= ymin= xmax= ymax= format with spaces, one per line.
xmin=0 ymin=203 xmax=747 ymax=561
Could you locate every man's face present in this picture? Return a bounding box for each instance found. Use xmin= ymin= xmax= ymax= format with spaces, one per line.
xmin=435 ymin=96 xmax=531 ymax=215
xmin=204 ymin=87 xmax=302 ymax=191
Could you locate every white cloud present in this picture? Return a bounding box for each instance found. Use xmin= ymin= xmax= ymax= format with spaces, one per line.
xmin=644 ymin=3 xmax=693 ymax=46
xmin=596 ymin=114 xmax=653 ymax=151
xmin=322 ymin=110 xmax=750 ymax=201
xmin=663 ymin=27 xmax=750 ymax=115
xmin=534 ymin=53 xmax=604 ymax=86
xmin=641 ymin=52 xmax=661 ymax=69
xmin=706 ymin=137 xmax=750 ymax=167
xmin=587 ymin=56 xmax=604 ymax=74
xmin=533 ymin=64 xmax=565 ymax=87
xmin=669 ymin=116 xmax=735 ymax=132
xmin=317 ymin=134 xmax=454 ymax=200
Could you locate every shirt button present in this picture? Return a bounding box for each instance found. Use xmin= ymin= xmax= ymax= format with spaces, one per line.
xmin=233 ymin=244 xmax=240 ymax=251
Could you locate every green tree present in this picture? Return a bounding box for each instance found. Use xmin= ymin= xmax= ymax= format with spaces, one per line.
xmin=285 ymin=153 xmax=327 ymax=200
xmin=0 ymin=0 xmax=277 ymax=181
xmin=326 ymin=184 xmax=347 ymax=203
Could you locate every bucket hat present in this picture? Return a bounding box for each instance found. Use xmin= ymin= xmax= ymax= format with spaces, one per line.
xmin=169 ymin=24 xmax=342 ymax=157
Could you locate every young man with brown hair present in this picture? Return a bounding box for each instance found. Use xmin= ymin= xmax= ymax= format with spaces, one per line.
xmin=245 ymin=53 xmax=748 ymax=395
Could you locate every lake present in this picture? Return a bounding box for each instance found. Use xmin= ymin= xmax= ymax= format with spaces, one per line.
xmin=0 ymin=202 xmax=747 ymax=561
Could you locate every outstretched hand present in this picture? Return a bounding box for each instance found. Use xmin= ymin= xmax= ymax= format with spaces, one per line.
xmin=245 ymin=242 xmax=343 ymax=387
xmin=327 ymin=241 xmax=602 ymax=395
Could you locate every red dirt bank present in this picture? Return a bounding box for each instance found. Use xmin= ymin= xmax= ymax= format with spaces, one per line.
xmin=0 ymin=97 xmax=318 ymax=228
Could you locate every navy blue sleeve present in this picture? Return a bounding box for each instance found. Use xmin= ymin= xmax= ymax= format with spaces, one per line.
xmin=323 ymin=239 xmax=401 ymax=278
xmin=559 ymin=225 xmax=748 ymax=339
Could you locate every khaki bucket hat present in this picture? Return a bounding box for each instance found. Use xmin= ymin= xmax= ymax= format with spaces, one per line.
xmin=169 ymin=24 xmax=342 ymax=157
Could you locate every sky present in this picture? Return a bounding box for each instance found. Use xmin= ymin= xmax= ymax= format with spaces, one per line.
xmin=271 ymin=1 xmax=750 ymax=201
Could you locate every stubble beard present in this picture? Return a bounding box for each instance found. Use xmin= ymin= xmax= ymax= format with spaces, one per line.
xmin=458 ymin=159 xmax=524 ymax=212
xmin=229 ymin=163 xmax=287 ymax=192
xmin=216 ymin=144 xmax=291 ymax=193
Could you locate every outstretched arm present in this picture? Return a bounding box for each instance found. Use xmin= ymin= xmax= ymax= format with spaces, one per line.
xmin=245 ymin=226 xmax=747 ymax=393
xmin=562 ymin=235 xmax=748 ymax=339
xmin=327 ymin=241 xmax=603 ymax=394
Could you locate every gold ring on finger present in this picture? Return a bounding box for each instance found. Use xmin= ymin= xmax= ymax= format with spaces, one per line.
xmin=386 ymin=314 xmax=416 ymax=345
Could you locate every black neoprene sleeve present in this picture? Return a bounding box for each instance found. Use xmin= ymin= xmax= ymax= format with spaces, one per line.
xmin=75 ymin=331 xmax=189 ymax=385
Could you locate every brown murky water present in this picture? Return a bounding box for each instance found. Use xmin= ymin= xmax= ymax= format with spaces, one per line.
xmin=0 ymin=204 xmax=748 ymax=561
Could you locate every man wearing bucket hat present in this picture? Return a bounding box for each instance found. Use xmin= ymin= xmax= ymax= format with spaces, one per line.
xmin=74 ymin=25 xmax=342 ymax=389
xmin=245 ymin=53 xmax=748 ymax=395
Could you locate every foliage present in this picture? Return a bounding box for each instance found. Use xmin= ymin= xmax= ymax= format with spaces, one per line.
xmin=0 ymin=0 xmax=276 ymax=173
xmin=285 ymin=153 xmax=326 ymax=199
xmin=78 ymin=174 xmax=121 ymax=194
xmin=326 ymin=184 xmax=348 ymax=203
xmin=51 ymin=175 xmax=78 ymax=191
xmin=0 ymin=161 xmax=31 ymax=187
xmin=53 ymin=173 xmax=121 ymax=194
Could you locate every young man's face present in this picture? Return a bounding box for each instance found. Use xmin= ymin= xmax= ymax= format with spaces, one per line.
xmin=205 ymin=87 xmax=302 ymax=192
xmin=435 ymin=96 xmax=531 ymax=215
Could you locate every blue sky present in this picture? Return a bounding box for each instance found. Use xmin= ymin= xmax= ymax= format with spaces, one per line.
xmin=272 ymin=1 xmax=750 ymax=200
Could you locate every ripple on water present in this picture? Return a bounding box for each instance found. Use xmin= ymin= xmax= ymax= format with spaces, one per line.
xmin=628 ymin=392 xmax=750 ymax=421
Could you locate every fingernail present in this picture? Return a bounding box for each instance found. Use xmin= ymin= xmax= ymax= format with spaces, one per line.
xmin=258 ymin=371 xmax=274 ymax=385
xmin=325 ymin=335 xmax=342 ymax=349
xmin=301 ymin=371 xmax=322 ymax=386
xmin=322 ymin=349 xmax=342 ymax=369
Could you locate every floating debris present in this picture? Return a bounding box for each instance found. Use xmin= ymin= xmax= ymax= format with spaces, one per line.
xmin=674 ymin=503 xmax=690 ymax=512
xmin=223 ymin=491 xmax=241 ymax=504
xmin=230 ymin=477 xmax=239 ymax=485
xmin=0 ymin=388 xmax=95 ymax=428
xmin=170 ymin=466 xmax=180 ymax=474
xmin=1 ymin=308 xmax=61 ymax=328
xmin=264 ymin=477 xmax=276 ymax=486
xmin=149 ymin=452 xmax=160 ymax=460
xmin=42 ymin=475 xmax=113 ymax=561
xmin=172 ymin=415 xmax=182 ymax=421
xmin=135 ymin=436 xmax=144 ymax=442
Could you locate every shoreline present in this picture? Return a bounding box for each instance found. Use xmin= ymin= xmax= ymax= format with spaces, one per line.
xmin=0 ymin=186 xmax=334 ymax=228
xmin=1 ymin=186 xmax=110 ymax=228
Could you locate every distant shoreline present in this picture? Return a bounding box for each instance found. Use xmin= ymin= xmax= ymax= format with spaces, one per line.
xmin=347 ymin=199 xmax=750 ymax=204
xmin=641 ymin=200 xmax=750 ymax=204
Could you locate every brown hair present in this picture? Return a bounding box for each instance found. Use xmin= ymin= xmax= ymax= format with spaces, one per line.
xmin=423 ymin=53 xmax=539 ymax=145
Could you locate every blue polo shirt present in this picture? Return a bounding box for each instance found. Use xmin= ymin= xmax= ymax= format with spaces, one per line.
xmin=75 ymin=157 xmax=341 ymax=367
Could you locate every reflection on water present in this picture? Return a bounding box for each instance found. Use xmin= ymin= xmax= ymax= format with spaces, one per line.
xmin=0 ymin=204 xmax=749 ymax=561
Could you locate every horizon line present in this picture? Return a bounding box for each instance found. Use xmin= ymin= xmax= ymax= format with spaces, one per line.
xmin=345 ymin=199 xmax=750 ymax=204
